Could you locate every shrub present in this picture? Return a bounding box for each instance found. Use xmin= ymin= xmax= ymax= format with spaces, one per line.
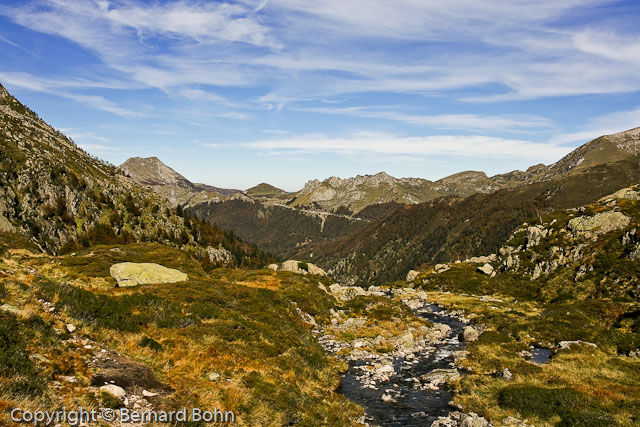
xmin=297 ymin=262 xmax=309 ymax=272
xmin=0 ymin=312 xmax=46 ymax=397
xmin=138 ymin=336 xmax=163 ymax=352
xmin=498 ymin=385 xmax=606 ymax=422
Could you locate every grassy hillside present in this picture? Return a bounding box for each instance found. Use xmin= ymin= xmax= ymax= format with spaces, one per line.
xmin=403 ymin=188 xmax=640 ymax=425
xmin=0 ymin=237 xmax=362 ymax=425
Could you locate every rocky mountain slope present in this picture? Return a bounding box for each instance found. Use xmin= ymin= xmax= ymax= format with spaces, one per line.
xmin=398 ymin=185 xmax=640 ymax=425
xmin=118 ymin=157 xmax=240 ymax=207
xmin=298 ymin=130 xmax=640 ymax=286
xmin=0 ymin=83 xmax=270 ymax=268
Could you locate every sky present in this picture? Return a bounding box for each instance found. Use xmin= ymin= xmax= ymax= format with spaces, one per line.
xmin=1 ymin=0 xmax=639 ymax=191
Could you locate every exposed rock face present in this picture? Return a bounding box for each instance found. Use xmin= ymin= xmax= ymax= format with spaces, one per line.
xmin=601 ymin=185 xmax=640 ymax=201
xmin=205 ymin=246 xmax=234 ymax=266
xmin=109 ymin=263 xmax=188 ymax=286
xmin=0 ymin=215 xmax=16 ymax=233
xmin=568 ymin=211 xmax=631 ymax=237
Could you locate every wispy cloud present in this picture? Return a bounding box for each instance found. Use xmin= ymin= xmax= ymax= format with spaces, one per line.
xmin=294 ymin=106 xmax=553 ymax=132
xmin=2 ymin=0 xmax=639 ymax=104
xmin=244 ymin=131 xmax=572 ymax=162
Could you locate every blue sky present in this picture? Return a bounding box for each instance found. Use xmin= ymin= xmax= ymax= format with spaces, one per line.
xmin=1 ymin=0 xmax=639 ymax=191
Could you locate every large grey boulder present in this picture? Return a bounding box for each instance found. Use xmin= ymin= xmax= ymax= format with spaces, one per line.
xmin=568 ymin=211 xmax=630 ymax=237
xmin=109 ymin=262 xmax=188 ymax=287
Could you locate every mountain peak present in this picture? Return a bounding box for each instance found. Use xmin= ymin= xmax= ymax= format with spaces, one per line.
xmin=119 ymin=157 xmax=193 ymax=189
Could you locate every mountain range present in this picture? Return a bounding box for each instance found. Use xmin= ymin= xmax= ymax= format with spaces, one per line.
xmin=1 ymin=81 xmax=640 ymax=426
xmin=118 ymin=127 xmax=640 ymax=284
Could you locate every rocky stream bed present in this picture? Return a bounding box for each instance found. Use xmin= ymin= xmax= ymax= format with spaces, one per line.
xmin=315 ymin=287 xmax=485 ymax=426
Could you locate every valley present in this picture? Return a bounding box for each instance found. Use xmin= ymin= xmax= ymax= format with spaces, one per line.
xmin=1 ymin=82 xmax=639 ymax=426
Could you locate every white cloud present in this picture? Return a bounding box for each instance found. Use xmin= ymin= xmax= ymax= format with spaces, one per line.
xmin=244 ymin=131 xmax=572 ymax=162
xmin=294 ymin=106 xmax=553 ymax=132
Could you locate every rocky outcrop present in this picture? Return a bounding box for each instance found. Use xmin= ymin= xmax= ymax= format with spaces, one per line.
xmin=109 ymin=263 xmax=188 ymax=286
xmin=601 ymin=185 xmax=640 ymax=201
xmin=205 ymin=246 xmax=234 ymax=266
xmin=568 ymin=211 xmax=630 ymax=237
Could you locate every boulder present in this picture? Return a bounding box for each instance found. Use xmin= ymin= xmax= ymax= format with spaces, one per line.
xmin=109 ymin=262 xmax=188 ymax=287
xmin=461 ymin=326 xmax=480 ymax=342
xmin=328 ymin=284 xmax=368 ymax=302
xmin=266 ymin=263 xmax=278 ymax=271
xmin=568 ymin=211 xmax=631 ymax=237
xmin=419 ymin=369 xmax=460 ymax=386
xmin=477 ymin=263 xmax=494 ymax=276
xmin=434 ymin=264 xmax=450 ymax=274
xmin=406 ymin=270 xmax=419 ymax=281
xmin=207 ymin=372 xmax=221 ymax=381
xmin=100 ymin=384 xmax=126 ymax=399
xmin=459 ymin=413 xmax=489 ymax=427
xmin=502 ymin=368 xmax=513 ymax=381
xmin=280 ymin=260 xmax=327 ymax=276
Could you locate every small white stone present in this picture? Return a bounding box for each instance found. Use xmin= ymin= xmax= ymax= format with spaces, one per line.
xmin=142 ymin=390 xmax=158 ymax=397
xmin=66 ymin=324 xmax=76 ymax=333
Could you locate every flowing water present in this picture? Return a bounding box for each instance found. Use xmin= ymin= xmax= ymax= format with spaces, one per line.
xmin=337 ymin=304 xmax=467 ymax=426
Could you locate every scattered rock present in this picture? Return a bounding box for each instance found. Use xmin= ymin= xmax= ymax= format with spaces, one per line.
xmin=328 ymin=284 xmax=368 ymax=301
xmin=558 ymin=340 xmax=597 ymax=350
xmin=142 ymin=389 xmax=158 ymax=397
xmin=100 ymin=384 xmax=126 ymax=399
xmin=461 ymin=326 xmax=480 ymax=342
xmin=381 ymin=393 xmax=396 ymax=403
xmin=502 ymin=416 xmax=527 ymax=426
xmin=109 ymin=262 xmax=188 ymax=287
xmin=267 ymin=263 xmax=278 ymax=271
xmin=66 ymin=323 xmax=76 ymax=333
